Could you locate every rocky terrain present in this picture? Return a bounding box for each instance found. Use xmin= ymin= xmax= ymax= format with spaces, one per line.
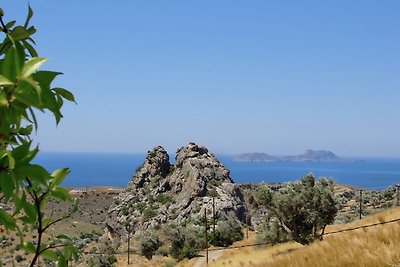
xmin=107 ymin=143 xmax=246 ymax=238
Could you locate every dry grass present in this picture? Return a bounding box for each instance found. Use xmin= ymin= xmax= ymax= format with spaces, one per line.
xmin=208 ymin=207 xmax=400 ymax=267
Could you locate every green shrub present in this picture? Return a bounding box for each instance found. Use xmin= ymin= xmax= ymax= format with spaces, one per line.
xmin=165 ymin=224 xmax=202 ymax=260
xmin=155 ymin=193 xmax=174 ymax=204
xmin=207 ymin=189 xmax=219 ymax=198
xmin=142 ymin=207 xmax=157 ymax=221
xmin=210 ymin=220 xmax=244 ymax=247
xmin=138 ymin=232 xmax=162 ymax=260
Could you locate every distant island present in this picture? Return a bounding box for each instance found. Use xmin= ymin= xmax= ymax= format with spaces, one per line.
xmin=233 ymin=149 xmax=359 ymax=163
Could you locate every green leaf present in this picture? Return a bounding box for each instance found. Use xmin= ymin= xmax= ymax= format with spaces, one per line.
xmin=0 ymin=95 xmax=8 ymax=107
xmin=18 ymin=76 xmax=42 ymax=98
xmin=0 ymin=171 xmax=15 ymax=201
xmin=51 ymin=168 xmax=70 ymax=185
xmin=22 ymin=241 xmax=36 ymax=253
xmin=32 ymin=71 xmax=62 ymax=89
xmin=24 ymin=6 xmax=34 ymax=28
xmin=54 ymin=88 xmax=76 ymax=103
xmin=26 ymin=26 xmax=36 ymax=35
xmin=6 ymin=152 xmax=15 ymax=169
xmin=0 ymin=8 xmax=4 ymax=17
xmin=1 ymin=45 xmax=24 ymax=80
xmin=0 ymin=209 xmax=16 ymax=229
xmin=22 ymin=40 xmax=38 ymax=57
xmin=10 ymin=26 xmax=30 ymax=41
xmin=56 ymin=255 xmax=68 ymax=267
xmin=50 ymin=186 xmax=72 ymax=201
xmin=41 ymin=249 xmax=59 ymax=261
xmin=5 ymin=20 xmax=16 ymax=29
xmin=22 ymin=201 xmax=37 ymax=223
xmin=14 ymin=164 xmax=50 ymax=185
xmin=14 ymin=77 xmax=44 ymax=108
xmin=20 ymin=57 xmax=47 ymax=78
xmin=0 ymin=75 xmax=14 ymax=86
xmin=28 ymin=107 xmax=38 ymax=131
xmin=0 ymin=39 xmax=12 ymax=55
xmin=11 ymin=141 xmax=31 ymax=162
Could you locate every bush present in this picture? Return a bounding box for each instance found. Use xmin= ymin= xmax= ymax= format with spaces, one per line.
xmin=142 ymin=207 xmax=157 ymax=221
xmin=138 ymin=232 xmax=161 ymax=260
xmin=256 ymin=174 xmax=338 ymax=244
xmin=165 ymin=224 xmax=202 ymax=260
xmin=155 ymin=193 xmax=174 ymax=204
xmin=211 ymin=220 xmax=244 ymax=247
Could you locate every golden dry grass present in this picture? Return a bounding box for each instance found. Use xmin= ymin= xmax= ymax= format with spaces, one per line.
xmin=209 ymin=207 xmax=400 ymax=267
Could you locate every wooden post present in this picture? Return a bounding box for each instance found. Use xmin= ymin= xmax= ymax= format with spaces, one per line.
xmin=126 ymin=224 xmax=131 ymax=265
xmin=128 ymin=233 xmax=130 ymax=265
xmin=212 ymin=197 xmax=216 ymax=247
xmin=246 ymin=214 xmax=249 ymax=239
xmin=359 ymin=190 xmax=363 ymax=220
xmin=204 ymin=209 xmax=208 ymax=265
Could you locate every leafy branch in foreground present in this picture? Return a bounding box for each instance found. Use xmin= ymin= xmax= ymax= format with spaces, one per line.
xmin=0 ymin=6 xmax=78 ymax=266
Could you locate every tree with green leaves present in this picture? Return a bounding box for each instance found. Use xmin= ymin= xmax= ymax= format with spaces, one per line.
xmin=0 ymin=6 xmax=78 ymax=266
xmin=256 ymin=174 xmax=337 ymax=245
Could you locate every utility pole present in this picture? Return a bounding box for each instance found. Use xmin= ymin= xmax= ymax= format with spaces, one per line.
xmin=204 ymin=209 xmax=209 ymax=265
xmin=212 ymin=197 xmax=216 ymax=247
xmin=359 ymin=190 xmax=363 ymax=220
xmin=125 ymin=223 xmax=132 ymax=265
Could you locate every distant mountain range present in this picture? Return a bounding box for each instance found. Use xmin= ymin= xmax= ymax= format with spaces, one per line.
xmin=232 ymin=150 xmax=359 ymax=163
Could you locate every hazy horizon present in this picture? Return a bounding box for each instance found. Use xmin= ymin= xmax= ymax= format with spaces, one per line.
xmin=4 ymin=1 xmax=399 ymax=158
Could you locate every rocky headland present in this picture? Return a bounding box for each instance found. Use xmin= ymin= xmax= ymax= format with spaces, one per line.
xmin=107 ymin=142 xmax=246 ymax=237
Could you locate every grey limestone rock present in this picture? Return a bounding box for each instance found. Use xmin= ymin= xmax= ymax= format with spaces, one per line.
xmin=107 ymin=142 xmax=246 ymax=238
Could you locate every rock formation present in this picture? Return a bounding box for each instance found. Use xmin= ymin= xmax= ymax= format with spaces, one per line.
xmin=107 ymin=142 xmax=246 ymax=236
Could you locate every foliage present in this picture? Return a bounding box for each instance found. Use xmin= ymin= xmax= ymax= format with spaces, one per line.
xmin=164 ymin=224 xmax=202 ymax=260
xmin=155 ymin=193 xmax=173 ymax=204
xmin=206 ymin=189 xmax=218 ymax=198
xmin=210 ymin=220 xmax=244 ymax=247
xmin=142 ymin=206 xmax=157 ymax=221
xmin=256 ymin=174 xmax=338 ymax=244
xmin=138 ymin=231 xmax=162 ymax=259
xmin=0 ymin=6 xmax=77 ymax=266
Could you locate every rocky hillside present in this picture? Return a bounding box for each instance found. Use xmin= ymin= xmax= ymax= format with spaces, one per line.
xmin=107 ymin=143 xmax=246 ymax=237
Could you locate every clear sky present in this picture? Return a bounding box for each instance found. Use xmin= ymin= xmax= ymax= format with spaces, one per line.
xmin=3 ymin=1 xmax=400 ymax=157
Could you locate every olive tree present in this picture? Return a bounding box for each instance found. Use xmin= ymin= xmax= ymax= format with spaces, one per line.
xmin=257 ymin=174 xmax=337 ymax=245
xmin=0 ymin=6 xmax=78 ymax=266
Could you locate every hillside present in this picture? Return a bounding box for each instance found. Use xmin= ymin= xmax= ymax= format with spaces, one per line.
xmin=205 ymin=207 xmax=400 ymax=267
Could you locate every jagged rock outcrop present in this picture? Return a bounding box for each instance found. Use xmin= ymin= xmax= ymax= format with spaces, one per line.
xmin=107 ymin=142 xmax=246 ymax=237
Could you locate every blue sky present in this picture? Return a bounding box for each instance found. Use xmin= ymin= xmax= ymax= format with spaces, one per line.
xmin=3 ymin=1 xmax=400 ymax=157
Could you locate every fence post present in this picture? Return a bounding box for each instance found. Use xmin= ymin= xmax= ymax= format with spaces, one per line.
xmin=212 ymin=197 xmax=216 ymax=247
xmin=204 ymin=208 xmax=209 ymax=265
xmin=359 ymin=190 xmax=363 ymax=220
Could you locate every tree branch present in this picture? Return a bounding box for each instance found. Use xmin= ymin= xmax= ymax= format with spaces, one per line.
xmin=0 ymin=15 xmax=8 ymax=33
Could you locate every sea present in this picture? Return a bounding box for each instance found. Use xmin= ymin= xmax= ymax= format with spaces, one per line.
xmin=34 ymin=153 xmax=400 ymax=190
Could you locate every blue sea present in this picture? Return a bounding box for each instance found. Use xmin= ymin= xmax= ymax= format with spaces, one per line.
xmin=34 ymin=153 xmax=400 ymax=190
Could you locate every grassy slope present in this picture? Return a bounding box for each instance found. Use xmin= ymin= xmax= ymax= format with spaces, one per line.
xmin=208 ymin=207 xmax=400 ymax=267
